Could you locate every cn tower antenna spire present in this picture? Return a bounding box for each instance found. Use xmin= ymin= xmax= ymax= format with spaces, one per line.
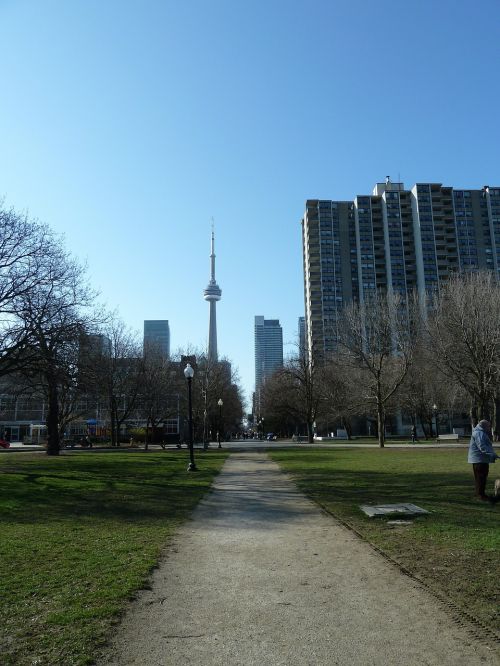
xmin=204 ymin=219 xmax=221 ymax=363
xmin=210 ymin=218 xmax=216 ymax=283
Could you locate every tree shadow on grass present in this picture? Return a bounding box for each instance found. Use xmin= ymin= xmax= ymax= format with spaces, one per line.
xmin=0 ymin=453 xmax=226 ymax=525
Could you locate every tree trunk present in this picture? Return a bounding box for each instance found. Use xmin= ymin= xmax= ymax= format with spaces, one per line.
xmin=306 ymin=420 xmax=314 ymax=443
xmin=110 ymin=398 xmax=118 ymax=447
xmin=470 ymin=405 xmax=478 ymax=429
xmin=477 ymin=400 xmax=485 ymax=422
xmin=115 ymin=415 xmax=122 ymax=447
xmin=46 ymin=374 xmax=60 ymax=456
xmin=377 ymin=400 xmax=385 ymax=448
xmin=493 ymin=394 xmax=500 ymax=440
xmin=479 ymin=392 xmax=491 ymax=423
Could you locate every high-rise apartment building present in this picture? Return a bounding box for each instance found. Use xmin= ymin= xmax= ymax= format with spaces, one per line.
xmin=254 ymin=316 xmax=283 ymax=392
xmin=143 ymin=320 xmax=170 ymax=358
xmin=302 ymin=179 xmax=500 ymax=359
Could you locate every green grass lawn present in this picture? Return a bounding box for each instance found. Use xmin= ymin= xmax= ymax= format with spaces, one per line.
xmin=269 ymin=447 xmax=500 ymax=634
xmin=0 ymin=450 xmax=229 ymax=666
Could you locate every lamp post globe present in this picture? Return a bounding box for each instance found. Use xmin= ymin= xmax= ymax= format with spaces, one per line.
xmin=184 ymin=364 xmax=197 ymax=471
xmin=217 ymin=398 xmax=223 ymax=448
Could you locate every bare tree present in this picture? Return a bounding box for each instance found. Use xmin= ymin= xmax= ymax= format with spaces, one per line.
xmin=0 ymin=206 xmax=57 ymax=377
xmin=178 ymin=349 xmax=244 ymax=444
xmin=202 ymin=356 xmax=242 ymax=441
xmin=397 ymin=339 xmax=464 ymax=438
xmin=263 ymin=346 xmax=324 ymax=443
xmin=427 ymin=272 xmax=500 ymax=424
xmin=261 ymin=370 xmax=306 ymax=437
xmin=320 ymin=359 xmax=360 ymax=439
xmin=140 ymin=343 xmax=180 ymax=449
xmin=23 ymin=333 xmax=93 ymax=445
xmin=217 ymin=371 xmax=245 ymax=437
xmin=337 ymin=290 xmax=414 ymax=447
xmin=89 ymin=317 xmax=143 ymax=447
xmin=17 ymin=248 xmax=96 ymax=455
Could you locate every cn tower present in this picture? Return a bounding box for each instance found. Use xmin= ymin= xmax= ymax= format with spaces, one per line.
xmin=203 ymin=229 xmax=221 ymax=363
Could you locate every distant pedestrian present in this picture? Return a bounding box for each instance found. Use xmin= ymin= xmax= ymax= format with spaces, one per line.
xmin=410 ymin=425 xmax=418 ymax=444
xmin=468 ymin=419 xmax=499 ymax=503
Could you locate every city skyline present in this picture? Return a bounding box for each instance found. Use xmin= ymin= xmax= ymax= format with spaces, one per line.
xmin=1 ymin=1 xmax=499 ymax=405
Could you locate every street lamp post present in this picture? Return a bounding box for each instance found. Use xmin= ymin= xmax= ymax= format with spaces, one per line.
xmin=433 ymin=403 xmax=439 ymax=438
xmin=260 ymin=417 xmax=264 ymax=440
xmin=217 ymin=398 xmax=223 ymax=448
xmin=202 ymin=386 xmax=208 ymax=450
xmin=184 ymin=364 xmax=197 ymax=471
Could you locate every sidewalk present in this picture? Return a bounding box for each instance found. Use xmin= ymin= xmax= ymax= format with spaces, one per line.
xmin=99 ymin=452 xmax=499 ymax=666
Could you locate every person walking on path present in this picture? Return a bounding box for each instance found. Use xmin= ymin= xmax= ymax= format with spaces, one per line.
xmin=468 ymin=419 xmax=499 ymax=502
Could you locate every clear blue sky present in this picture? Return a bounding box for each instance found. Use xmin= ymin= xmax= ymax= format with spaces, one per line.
xmin=1 ymin=0 xmax=499 ymax=408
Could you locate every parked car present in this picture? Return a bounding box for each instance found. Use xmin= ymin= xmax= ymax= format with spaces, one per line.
xmin=266 ymin=433 xmax=277 ymax=441
xmin=0 ymin=438 xmax=11 ymax=449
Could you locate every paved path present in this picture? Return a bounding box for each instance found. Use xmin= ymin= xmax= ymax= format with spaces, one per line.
xmin=99 ymin=453 xmax=499 ymax=666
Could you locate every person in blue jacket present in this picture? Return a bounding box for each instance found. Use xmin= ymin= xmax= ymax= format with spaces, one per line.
xmin=468 ymin=419 xmax=499 ymax=502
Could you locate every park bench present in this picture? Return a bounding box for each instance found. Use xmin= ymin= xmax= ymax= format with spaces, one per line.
xmin=436 ymin=433 xmax=460 ymax=442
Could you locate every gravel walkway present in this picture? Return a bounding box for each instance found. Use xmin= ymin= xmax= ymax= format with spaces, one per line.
xmin=99 ymin=452 xmax=499 ymax=665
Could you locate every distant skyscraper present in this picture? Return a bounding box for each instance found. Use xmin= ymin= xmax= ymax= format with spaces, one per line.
xmin=144 ymin=320 xmax=170 ymax=358
xmin=254 ymin=316 xmax=283 ymax=392
xmin=301 ymin=179 xmax=500 ymax=361
xmin=204 ymin=230 xmax=222 ymax=363
xmin=84 ymin=333 xmax=112 ymax=356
